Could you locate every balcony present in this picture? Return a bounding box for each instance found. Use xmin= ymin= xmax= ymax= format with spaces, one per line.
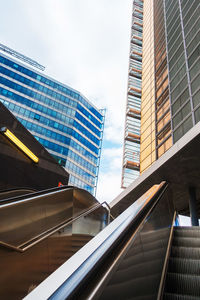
xmin=127 ymin=108 xmax=141 ymax=120
xmin=125 ymin=132 xmax=140 ymax=143
xmin=135 ymin=8 xmax=143 ymax=15
xmin=133 ymin=21 xmax=143 ymax=28
xmin=130 ymin=67 xmax=142 ymax=74
xmin=124 ymin=160 xmax=140 ymax=171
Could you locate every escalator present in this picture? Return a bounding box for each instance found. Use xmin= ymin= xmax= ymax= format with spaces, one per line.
xmin=0 ymin=186 xmax=110 ymax=299
xmin=24 ymin=181 xmax=200 ymax=300
xmin=164 ymin=227 xmax=200 ymax=300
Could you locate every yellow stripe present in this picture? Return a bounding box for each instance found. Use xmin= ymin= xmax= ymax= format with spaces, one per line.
xmin=4 ymin=129 xmax=39 ymax=163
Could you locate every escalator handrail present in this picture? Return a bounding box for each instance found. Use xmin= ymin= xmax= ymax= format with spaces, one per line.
xmin=0 ymin=185 xmax=74 ymax=205
xmin=23 ymin=181 xmax=167 ymax=300
xmin=157 ymin=210 xmax=177 ymax=299
xmin=0 ymin=186 xmax=74 ymax=209
xmin=0 ymin=187 xmax=36 ymax=196
xmin=0 ymin=200 xmax=110 ymax=252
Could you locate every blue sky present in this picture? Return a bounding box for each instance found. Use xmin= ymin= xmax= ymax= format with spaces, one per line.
xmin=0 ymin=0 xmax=132 ymax=202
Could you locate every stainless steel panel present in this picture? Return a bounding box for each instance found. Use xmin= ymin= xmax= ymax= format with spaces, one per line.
xmin=0 ymin=231 xmax=92 ymax=300
xmin=72 ymin=205 xmax=109 ymax=236
xmin=99 ymin=189 xmax=174 ymax=299
xmin=73 ymin=188 xmax=100 ymax=218
xmin=0 ymin=187 xmax=109 ymax=299
xmin=0 ymin=188 xmax=73 ymax=247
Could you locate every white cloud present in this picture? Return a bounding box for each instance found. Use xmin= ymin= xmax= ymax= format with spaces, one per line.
xmin=12 ymin=0 xmax=130 ymax=146
xmin=96 ymin=146 xmax=123 ymax=202
xmin=102 ymin=147 xmax=122 ymax=158
xmin=104 ymin=125 xmax=124 ymax=144
xmin=96 ymin=171 xmax=123 ymax=203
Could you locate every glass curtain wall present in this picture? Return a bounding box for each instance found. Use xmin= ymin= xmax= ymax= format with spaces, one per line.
xmin=154 ymin=0 xmax=172 ymax=159
xmin=0 ymin=53 xmax=104 ymax=195
xmin=135 ymin=0 xmax=199 ymax=174
xmin=164 ymin=0 xmax=199 ymax=143
xmin=140 ymin=0 xmax=156 ymax=173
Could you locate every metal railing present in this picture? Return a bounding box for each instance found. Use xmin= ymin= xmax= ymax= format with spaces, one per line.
xmin=0 ymin=199 xmax=111 ymax=252
xmin=0 ymin=185 xmax=72 ymax=205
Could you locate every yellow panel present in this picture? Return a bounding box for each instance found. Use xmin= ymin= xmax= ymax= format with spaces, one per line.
xmin=151 ymin=150 xmax=156 ymax=162
xmin=152 ymin=141 xmax=156 ymax=151
xmin=140 ymin=155 xmax=152 ymax=173
xmin=142 ymin=144 xmax=152 ymax=160
xmin=140 ymin=0 xmax=155 ymax=173
xmin=151 ymin=123 xmax=155 ymax=132
xmin=158 ymin=144 xmax=164 ymax=158
xmin=142 ymin=105 xmax=152 ymax=117
xmin=140 ymin=135 xmax=151 ymax=152
xmin=2 ymin=128 xmax=39 ymax=163
xmin=141 ymin=127 xmax=151 ymax=142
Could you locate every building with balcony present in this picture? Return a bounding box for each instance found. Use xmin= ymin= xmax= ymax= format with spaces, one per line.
xmin=122 ymin=0 xmax=200 ymax=186
xmin=122 ymin=0 xmax=143 ymax=188
xmin=1 ymin=2 xmax=200 ymax=299
xmin=0 ymin=44 xmax=104 ymax=195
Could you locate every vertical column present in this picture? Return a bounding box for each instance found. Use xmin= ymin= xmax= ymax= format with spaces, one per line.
xmin=189 ymin=186 xmax=199 ymax=226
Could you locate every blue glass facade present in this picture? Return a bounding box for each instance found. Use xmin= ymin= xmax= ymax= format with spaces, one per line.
xmin=0 ymin=53 xmax=104 ymax=195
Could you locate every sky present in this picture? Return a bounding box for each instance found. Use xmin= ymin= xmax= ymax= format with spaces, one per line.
xmin=0 ymin=0 xmax=132 ymax=203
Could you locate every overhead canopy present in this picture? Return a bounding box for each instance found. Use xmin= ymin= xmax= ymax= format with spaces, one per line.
xmin=110 ymin=122 xmax=200 ymax=218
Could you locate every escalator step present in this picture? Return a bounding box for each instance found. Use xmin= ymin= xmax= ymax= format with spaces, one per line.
xmin=175 ymin=226 xmax=200 ymax=231
xmin=173 ymin=237 xmax=200 ymax=248
xmin=165 ymin=272 xmax=200 ymax=296
xmin=163 ymin=293 xmax=200 ymax=300
xmin=174 ymin=228 xmax=200 ymax=238
xmin=171 ymin=246 xmax=200 ymax=259
xmin=168 ymin=257 xmax=200 ymax=275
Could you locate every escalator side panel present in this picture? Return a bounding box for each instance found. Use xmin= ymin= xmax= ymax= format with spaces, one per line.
xmin=98 ymin=190 xmax=174 ymax=300
xmin=0 ymin=189 xmax=74 ymax=247
xmin=0 ymin=187 xmax=100 ymax=250
xmin=0 ymin=188 xmax=108 ymax=299
xmin=0 ymin=232 xmax=92 ymax=300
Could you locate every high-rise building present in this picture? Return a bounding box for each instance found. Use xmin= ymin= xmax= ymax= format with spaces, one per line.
xmin=0 ymin=2 xmax=200 ymax=298
xmin=0 ymin=44 xmax=104 ymax=195
xmin=141 ymin=0 xmax=199 ymax=173
xmin=122 ymin=0 xmax=143 ymax=188
xmin=123 ymin=0 xmax=200 ymax=185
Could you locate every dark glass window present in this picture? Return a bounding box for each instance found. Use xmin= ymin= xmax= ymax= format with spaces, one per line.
xmin=192 ymin=89 xmax=200 ymax=109
xmin=188 ymin=45 xmax=200 ymax=68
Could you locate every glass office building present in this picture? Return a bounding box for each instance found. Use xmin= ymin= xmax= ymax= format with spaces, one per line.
xmin=0 ymin=46 xmax=104 ymax=195
xmin=122 ymin=0 xmax=143 ymax=188
xmin=123 ymin=0 xmax=199 ymax=182
xmin=140 ymin=0 xmax=199 ymax=173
